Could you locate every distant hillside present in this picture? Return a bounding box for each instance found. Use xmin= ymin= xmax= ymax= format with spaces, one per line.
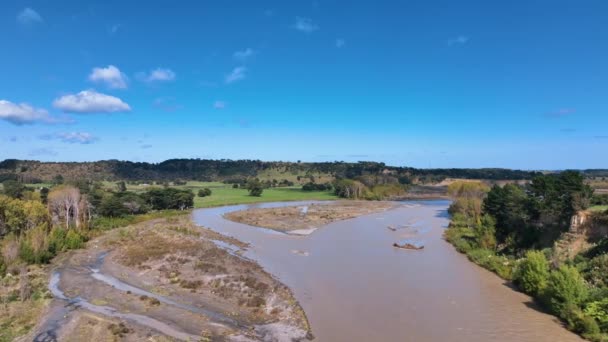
xmin=0 ymin=158 xmax=540 ymax=183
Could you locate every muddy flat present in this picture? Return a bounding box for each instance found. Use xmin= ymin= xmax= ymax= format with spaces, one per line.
xmin=33 ymin=216 xmax=311 ymax=341
xmin=223 ymin=201 xmax=394 ymax=235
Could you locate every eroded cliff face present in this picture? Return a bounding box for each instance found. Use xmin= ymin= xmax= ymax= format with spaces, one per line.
xmin=553 ymin=211 xmax=608 ymax=261
xmin=569 ymin=210 xmax=608 ymax=239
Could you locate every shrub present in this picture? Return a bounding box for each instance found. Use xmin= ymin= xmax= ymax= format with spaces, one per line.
xmin=0 ymin=255 xmax=5 ymax=277
xmin=514 ymin=250 xmax=550 ymax=296
xmin=65 ymin=230 xmax=85 ymax=250
xmin=585 ymin=298 xmax=608 ymax=331
xmin=586 ymin=254 xmax=608 ymax=288
xmin=197 ymin=188 xmax=212 ymax=197
xmin=47 ymin=226 xmax=68 ymax=253
xmin=545 ymin=265 xmax=589 ymax=317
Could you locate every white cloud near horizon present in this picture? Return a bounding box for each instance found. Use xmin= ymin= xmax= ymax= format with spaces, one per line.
xmin=447 ymin=35 xmax=469 ymax=46
xmin=53 ymin=90 xmax=131 ymax=113
xmin=233 ymin=48 xmax=256 ymax=61
xmin=136 ymin=68 xmax=176 ymax=83
xmin=293 ymin=17 xmax=319 ymax=33
xmin=58 ymin=132 xmax=98 ymax=144
xmin=0 ymin=100 xmax=53 ymax=125
xmin=545 ymin=108 xmax=576 ymax=118
xmin=225 ymin=67 xmax=247 ymax=84
xmin=88 ymin=65 xmax=128 ymax=89
xmin=17 ymin=8 xmax=43 ymax=25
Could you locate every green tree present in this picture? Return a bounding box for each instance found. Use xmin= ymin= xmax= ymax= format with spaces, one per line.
xmin=2 ymin=180 xmax=26 ymax=199
xmin=545 ymin=265 xmax=589 ymax=317
xmin=247 ymin=179 xmax=264 ymax=197
xmin=197 ymin=188 xmax=212 ymax=197
xmin=514 ymin=250 xmax=550 ymax=296
xmin=40 ymin=187 xmax=49 ymax=204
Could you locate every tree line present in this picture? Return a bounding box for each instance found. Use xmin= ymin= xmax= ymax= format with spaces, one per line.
xmin=0 ymin=158 xmax=545 ymax=184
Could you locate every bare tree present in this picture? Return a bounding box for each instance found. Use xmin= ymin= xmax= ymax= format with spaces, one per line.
xmin=48 ymin=186 xmax=83 ymax=229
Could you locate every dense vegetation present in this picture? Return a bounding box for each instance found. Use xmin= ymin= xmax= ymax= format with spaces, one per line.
xmin=445 ymin=172 xmax=608 ymax=341
xmin=0 ymin=158 xmax=541 ymax=183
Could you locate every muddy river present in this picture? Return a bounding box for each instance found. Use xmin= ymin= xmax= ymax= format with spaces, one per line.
xmin=193 ymin=200 xmax=583 ymax=342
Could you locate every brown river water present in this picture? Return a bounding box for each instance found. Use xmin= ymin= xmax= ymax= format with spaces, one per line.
xmin=193 ymin=200 xmax=583 ymax=342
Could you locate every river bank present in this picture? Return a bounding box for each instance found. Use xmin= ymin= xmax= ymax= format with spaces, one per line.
xmin=31 ymin=215 xmax=311 ymax=341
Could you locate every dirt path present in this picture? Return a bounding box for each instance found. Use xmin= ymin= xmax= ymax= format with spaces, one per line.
xmin=33 ymin=216 xmax=312 ymax=341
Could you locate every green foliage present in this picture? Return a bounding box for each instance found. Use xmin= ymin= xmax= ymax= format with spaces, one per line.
xmin=545 ymin=265 xmax=589 ymax=317
xmin=197 ymin=188 xmax=212 ymax=197
xmin=99 ymin=195 xmax=129 ymax=217
xmin=466 ymin=248 xmax=515 ymax=279
xmin=64 ymin=230 xmax=85 ymax=250
xmin=514 ymin=250 xmax=550 ymax=296
xmin=47 ymin=227 xmax=67 ymax=254
xmin=333 ymin=179 xmax=367 ymax=199
xmin=364 ymin=184 xmax=406 ymax=200
xmin=116 ymin=181 xmax=127 ymax=192
xmin=246 ymin=179 xmax=264 ymax=197
xmin=2 ymin=180 xmax=27 ymax=199
xmin=302 ymin=182 xmax=332 ymax=191
xmin=585 ymin=254 xmax=608 ymax=288
xmin=585 ymin=298 xmax=608 ymax=331
xmin=473 ymin=214 xmax=497 ymax=250
xmin=142 ymin=188 xmax=194 ymax=210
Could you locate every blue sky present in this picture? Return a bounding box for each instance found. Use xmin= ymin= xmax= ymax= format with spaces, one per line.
xmin=0 ymin=0 xmax=607 ymax=169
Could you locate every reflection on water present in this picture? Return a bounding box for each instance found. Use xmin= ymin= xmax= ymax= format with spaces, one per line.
xmin=193 ymin=200 xmax=583 ymax=342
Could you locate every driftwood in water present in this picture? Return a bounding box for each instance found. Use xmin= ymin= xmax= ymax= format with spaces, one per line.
xmin=393 ymin=242 xmax=424 ymax=250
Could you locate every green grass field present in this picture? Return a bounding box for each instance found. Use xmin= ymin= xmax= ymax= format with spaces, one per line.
xmin=590 ymin=205 xmax=608 ymax=212
xmin=194 ymin=185 xmax=338 ymax=208
xmin=101 ymin=180 xmax=338 ymax=208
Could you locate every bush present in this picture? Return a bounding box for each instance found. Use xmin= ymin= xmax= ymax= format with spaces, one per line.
xmin=545 ymin=265 xmax=589 ymax=317
xmin=246 ymin=179 xmax=264 ymax=197
xmin=586 ymin=254 xmax=608 ymax=288
xmin=0 ymin=255 xmax=5 ymax=277
xmin=514 ymin=250 xmax=550 ymax=296
xmin=48 ymin=227 xmax=67 ymax=254
xmin=585 ymin=298 xmax=608 ymax=331
xmin=197 ymin=188 xmax=212 ymax=197
xmin=65 ymin=230 xmax=85 ymax=250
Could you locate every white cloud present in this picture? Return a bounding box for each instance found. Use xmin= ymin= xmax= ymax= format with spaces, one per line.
xmin=447 ymin=35 xmax=469 ymax=46
xmin=109 ymin=24 xmax=121 ymax=34
xmin=233 ymin=48 xmax=256 ymax=61
xmin=29 ymin=148 xmax=57 ymax=157
xmin=53 ymin=90 xmax=131 ymax=113
xmin=17 ymin=8 xmax=43 ymax=25
xmin=545 ymin=108 xmax=576 ymax=118
xmin=58 ymin=132 xmax=98 ymax=144
xmin=293 ymin=17 xmax=319 ymax=33
xmin=153 ymin=97 xmax=182 ymax=112
xmin=0 ymin=100 xmax=52 ymax=125
xmin=136 ymin=68 xmax=176 ymax=83
xmin=213 ymin=101 xmax=226 ymax=109
xmin=225 ymin=67 xmax=247 ymax=84
xmin=336 ymin=39 xmax=345 ymax=48
xmin=88 ymin=65 xmax=128 ymax=89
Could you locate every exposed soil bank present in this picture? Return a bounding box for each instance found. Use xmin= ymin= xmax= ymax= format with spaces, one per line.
xmin=34 ymin=216 xmax=311 ymax=341
xmin=224 ymin=201 xmax=394 ymax=235
xmin=194 ymin=200 xmax=584 ymax=342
